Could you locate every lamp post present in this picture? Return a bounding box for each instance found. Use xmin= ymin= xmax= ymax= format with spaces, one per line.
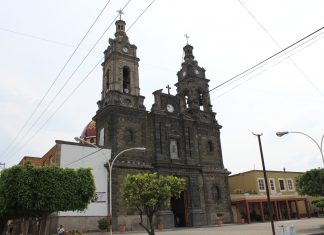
xmin=276 ymin=131 xmax=324 ymax=166
xmin=253 ymin=133 xmax=276 ymax=235
xmin=74 ymin=137 xmax=146 ymax=235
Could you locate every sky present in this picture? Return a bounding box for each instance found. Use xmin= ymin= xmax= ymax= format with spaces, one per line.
xmin=0 ymin=0 xmax=323 ymax=174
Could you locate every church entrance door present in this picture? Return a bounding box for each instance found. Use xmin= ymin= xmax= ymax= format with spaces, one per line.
xmin=171 ymin=191 xmax=189 ymax=227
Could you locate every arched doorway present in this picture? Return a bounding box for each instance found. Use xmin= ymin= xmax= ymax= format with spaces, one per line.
xmin=171 ymin=191 xmax=189 ymax=227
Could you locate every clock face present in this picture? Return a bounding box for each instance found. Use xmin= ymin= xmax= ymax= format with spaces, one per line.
xmin=166 ymin=104 xmax=174 ymax=113
xmin=122 ymin=47 xmax=128 ymax=53
xmin=182 ymin=71 xmax=186 ymax=77
xmin=194 ymin=69 xmax=199 ymax=75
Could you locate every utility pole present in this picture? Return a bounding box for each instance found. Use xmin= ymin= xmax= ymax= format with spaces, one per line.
xmin=253 ymin=133 xmax=276 ymax=235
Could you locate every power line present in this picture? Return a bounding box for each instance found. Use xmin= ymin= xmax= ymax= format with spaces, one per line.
xmin=12 ymin=57 xmax=104 ymax=158
xmin=65 ymin=147 xmax=109 ymax=167
xmin=0 ymin=27 xmax=102 ymax=54
xmin=0 ymin=27 xmax=79 ymax=48
xmin=6 ymin=0 xmax=131 ymax=157
xmin=0 ymin=0 xmax=113 ymax=158
xmin=237 ymin=0 xmax=324 ymax=97
xmin=66 ymin=147 xmax=103 ymax=167
xmin=15 ymin=0 xmax=155 ymax=163
xmin=209 ymin=26 xmax=324 ymax=93
xmin=211 ymin=31 xmax=324 ymax=96
xmin=126 ymin=0 xmax=156 ymax=32
xmin=4 ymin=0 xmax=157 ymax=162
xmin=211 ymin=31 xmax=324 ymax=100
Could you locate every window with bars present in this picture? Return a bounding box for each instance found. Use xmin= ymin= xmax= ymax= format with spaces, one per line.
xmin=257 ymin=178 xmax=266 ymax=191
xmin=269 ymin=178 xmax=275 ymax=191
xmin=286 ymin=178 xmax=294 ymax=191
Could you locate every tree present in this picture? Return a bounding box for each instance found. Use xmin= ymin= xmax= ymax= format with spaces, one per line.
xmin=0 ymin=165 xmax=26 ymax=235
xmin=0 ymin=163 xmax=96 ymax=235
xmin=296 ymin=168 xmax=324 ymax=196
xmin=122 ymin=172 xmax=185 ymax=235
xmin=312 ymin=199 xmax=324 ymax=213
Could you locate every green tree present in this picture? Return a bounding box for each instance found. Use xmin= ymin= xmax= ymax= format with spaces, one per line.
xmin=0 ymin=163 xmax=96 ymax=235
xmin=122 ymin=172 xmax=185 ymax=235
xmin=312 ymin=199 xmax=324 ymax=213
xmin=0 ymin=165 xmax=27 ymax=234
xmin=296 ymin=168 xmax=324 ymax=196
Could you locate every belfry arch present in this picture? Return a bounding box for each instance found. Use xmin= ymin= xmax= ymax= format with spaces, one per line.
xmin=123 ymin=66 xmax=131 ymax=93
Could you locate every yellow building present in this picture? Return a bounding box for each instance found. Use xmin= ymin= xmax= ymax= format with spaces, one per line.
xmin=229 ymin=170 xmax=312 ymax=223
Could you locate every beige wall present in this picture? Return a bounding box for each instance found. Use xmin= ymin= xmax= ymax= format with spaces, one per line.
xmin=229 ymin=170 xmax=304 ymax=195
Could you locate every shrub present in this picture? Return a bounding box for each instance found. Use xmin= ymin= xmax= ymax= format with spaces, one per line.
xmin=98 ymin=218 xmax=109 ymax=231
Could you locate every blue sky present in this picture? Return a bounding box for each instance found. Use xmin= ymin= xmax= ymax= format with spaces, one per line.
xmin=0 ymin=0 xmax=323 ymax=174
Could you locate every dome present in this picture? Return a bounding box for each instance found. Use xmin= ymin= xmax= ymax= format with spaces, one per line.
xmin=80 ymin=120 xmax=96 ymax=143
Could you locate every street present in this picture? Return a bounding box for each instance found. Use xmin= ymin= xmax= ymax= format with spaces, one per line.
xmin=86 ymin=218 xmax=324 ymax=235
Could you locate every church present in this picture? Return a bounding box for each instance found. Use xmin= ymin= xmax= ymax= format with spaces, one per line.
xmin=90 ymin=16 xmax=233 ymax=229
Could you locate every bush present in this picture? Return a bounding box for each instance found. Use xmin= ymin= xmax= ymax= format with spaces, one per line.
xmin=98 ymin=218 xmax=109 ymax=231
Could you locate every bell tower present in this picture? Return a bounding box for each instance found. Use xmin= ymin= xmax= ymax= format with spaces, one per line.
xmin=94 ymin=13 xmax=147 ymax=153
xmin=97 ymin=11 xmax=145 ymax=111
xmin=175 ymin=44 xmax=213 ymax=113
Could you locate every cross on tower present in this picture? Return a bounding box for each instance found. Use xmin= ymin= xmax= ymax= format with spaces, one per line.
xmin=117 ymin=9 xmax=124 ymax=20
xmin=184 ymin=33 xmax=190 ymax=44
xmin=166 ymin=85 xmax=171 ymax=95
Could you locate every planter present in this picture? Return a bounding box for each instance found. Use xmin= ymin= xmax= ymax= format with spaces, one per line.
xmin=240 ymin=218 xmax=245 ymax=224
xmin=119 ymin=224 xmax=126 ymax=233
xmin=216 ymin=218 xmax=223 ymax=226
xmin=158 ymin=223 xmax=164 ymax=230
xmin=97 ymin=218 xmax=108 ymax=233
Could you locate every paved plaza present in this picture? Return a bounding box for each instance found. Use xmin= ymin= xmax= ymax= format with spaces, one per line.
xmin=86 ymin=218 xmax=324 ymax=235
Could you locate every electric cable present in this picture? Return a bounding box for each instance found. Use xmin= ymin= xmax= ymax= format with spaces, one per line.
xmin=209 ymin=26 xmax=324 ymax=93
xmin=65 ymin=148 xmax=103 ymax=167
xmin=237 ymin=0 xmax=324 ymax=97
xmin=49 ymin=0 xmax=158 ymax=167
xmin=4 ymin=0 xmax=157 ymax=162
xmin=126 ymin=0 xmax=155 ymax=32
xmin=0 ymin=0 xmax=113 ymax=158
xmin=2 ymin=0 xmax=131 ymax=160
xmin=211 ymin=31 xmax=324 ymax=100
xmin=0 ymin=27 xmax=102 ymax=54
xmin=0 ymin=27 xmax=79 ymax=49
xmin=211 ymin=31 xmax=324 ymax=97
xmin=12 ymin=57 xmax=104 ymax=158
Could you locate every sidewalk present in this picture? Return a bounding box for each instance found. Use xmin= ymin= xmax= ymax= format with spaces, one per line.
xmin=83 ymin=218 xmax=324 ymax=235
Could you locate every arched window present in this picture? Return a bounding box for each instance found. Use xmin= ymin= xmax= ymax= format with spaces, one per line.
xmin=105 ymin=69 xmax=110 ymax=92
xmin=212 ymin=185 xmax=221 ymax=201
xmin=123 ymin=67 xmax=130 ymax=93
xmin=199 ymin=92 xmax=204 ymax=110
xmin=184 ymin=91 xmax=189 ymax=109
xmin=185 ymin=95 xmax=189 ymax=108
xmin=207 ymin=141 xmax=213 ymax=153
xmin=125 ymin=129 xmax=134 ymax=143
xmin=170 ymin=139 xmax=179 ymax=159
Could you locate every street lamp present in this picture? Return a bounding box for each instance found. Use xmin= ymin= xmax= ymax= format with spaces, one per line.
xmin=276 ymin=131 xmax=324 ymax=166
xmin=74 ymin=137 xmax=146 ymax=235
xmin=0 ymin=162 xmax=5 ymax=171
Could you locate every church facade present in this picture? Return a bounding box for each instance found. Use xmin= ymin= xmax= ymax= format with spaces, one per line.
xmin=93 ymin=18 xmax=233 ymax=229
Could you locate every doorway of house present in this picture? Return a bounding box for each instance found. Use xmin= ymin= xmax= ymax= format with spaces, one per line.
xmin=171 ymin=191 xmax=189 ymax=227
